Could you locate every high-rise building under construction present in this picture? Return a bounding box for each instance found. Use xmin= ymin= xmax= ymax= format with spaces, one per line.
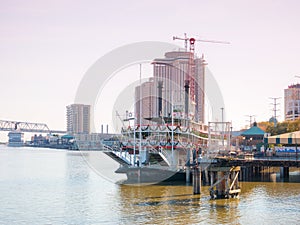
xmin=135 ymin=50 xmax=206 ymax=124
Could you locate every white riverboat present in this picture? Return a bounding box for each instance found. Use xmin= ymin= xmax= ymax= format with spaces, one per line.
xmin=103 ymin=116 xmax=209 ymax=183
xmin=102 ymin=35 xmax=231 ymax=183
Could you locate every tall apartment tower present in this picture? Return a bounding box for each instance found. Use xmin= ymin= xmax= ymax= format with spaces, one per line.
xmin=152 ymin=51 xmax=206 ymax=123
xmin=66 ymin=104 xmax=91 ymax=134
xmin=134 ymin=50 xmax=206 ymax=124
xmin=284 ymin=84 xmax=300 ymax=121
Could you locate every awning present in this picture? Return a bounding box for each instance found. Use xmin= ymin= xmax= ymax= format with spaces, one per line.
xmin=265 ymin=131 xmax=300 ymax=144
xmin=61 ymin=134 xmax=74 ymax=139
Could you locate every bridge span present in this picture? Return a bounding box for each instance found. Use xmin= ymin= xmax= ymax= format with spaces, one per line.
xmin=0 ymin=120 xmax=66 ymax=134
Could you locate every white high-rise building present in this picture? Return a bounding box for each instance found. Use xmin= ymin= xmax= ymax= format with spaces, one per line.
xmin=135 ymin=50 xmax=206 ymax=123
xmin=153 ymin=51 xmax=205 ymax=122
xmin=284 ymin=84 xmax=300 ymax=121
xmin=66 ymin=104 xmax=91 ymax=134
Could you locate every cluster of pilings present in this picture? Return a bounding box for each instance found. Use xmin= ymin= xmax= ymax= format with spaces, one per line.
xmin=239 ymin=166 xmax=290 ymax=182
xmin=191 ymin=166 xmax=241 ymax=199
xmin=208 ymin=166 xmax=241 ymax=199
xmin=191 ymin=164 xmax=292 ymax=199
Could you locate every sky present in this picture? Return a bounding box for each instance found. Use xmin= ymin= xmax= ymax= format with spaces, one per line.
xmin=1 ymin=0 xmax=300 ymax=141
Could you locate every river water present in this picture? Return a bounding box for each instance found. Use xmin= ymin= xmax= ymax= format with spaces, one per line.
xmin=0 ymin=146 xmax=300 ymax=225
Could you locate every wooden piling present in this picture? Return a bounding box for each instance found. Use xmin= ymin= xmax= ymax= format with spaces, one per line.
xmin=209 ymin=166 xmax=241 ymax=199
xmin=193 ymin=167 xmax=201 ymax=194
xmin=186 ymin=167 xmax=190 ymax=183
xmin=280 ymin=167 xmax=289 ymax=179
xmin=210 ymin=171 xmax=215 ymax=186
xmin=204 ymin=169 xmax=209 ymax=185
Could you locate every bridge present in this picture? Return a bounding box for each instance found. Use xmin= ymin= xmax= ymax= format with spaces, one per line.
xmin=0 ymin=120 xmax=66 ymax=134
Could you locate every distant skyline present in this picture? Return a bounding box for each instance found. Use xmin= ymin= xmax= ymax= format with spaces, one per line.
xmin=1 ymin=0 xmax=300 ymax=141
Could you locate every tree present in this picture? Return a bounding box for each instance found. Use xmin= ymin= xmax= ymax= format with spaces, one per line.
xmin=258 ymin=119 xmax=300 ymax=136
xmin=257 ymin=121 xmax=272 ymax=132
xmin=287 ymin=119 xmax=300 ymax=132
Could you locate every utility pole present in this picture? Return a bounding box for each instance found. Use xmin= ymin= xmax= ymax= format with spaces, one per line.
xmin=270 ymin=97 xmax=280 ymax=127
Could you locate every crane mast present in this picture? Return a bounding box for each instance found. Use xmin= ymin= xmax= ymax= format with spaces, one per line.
xmin=172 ymin=33 xmax=229 ymax=122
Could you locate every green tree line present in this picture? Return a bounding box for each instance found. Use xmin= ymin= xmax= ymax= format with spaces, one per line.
xmin=258 ymin=120 xmax=300 ymax=136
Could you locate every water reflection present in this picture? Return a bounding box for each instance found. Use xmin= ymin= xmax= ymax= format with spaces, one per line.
xmin=116 ymin=184 xmax=243 ymax=224
xmin=117 ymin=184 xmax=198 ymax=224
xmin=116 ymin=180 xmax=300 ymax=224
xmin=64 ymin=151 xmax=91 ymax=224
xmin=208 ymin=199 xmax=241 ymax=225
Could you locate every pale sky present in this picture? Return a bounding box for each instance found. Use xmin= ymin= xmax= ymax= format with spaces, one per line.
xmin=1 ymin=0 xmax=300 ymax=141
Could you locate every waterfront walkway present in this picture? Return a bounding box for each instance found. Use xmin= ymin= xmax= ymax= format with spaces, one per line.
xmin=212 ymin=156 xmax=300 ymax=167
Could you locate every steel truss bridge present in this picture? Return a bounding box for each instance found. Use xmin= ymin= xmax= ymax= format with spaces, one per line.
xmin=0 ymin=120 xmax=66 ymax=134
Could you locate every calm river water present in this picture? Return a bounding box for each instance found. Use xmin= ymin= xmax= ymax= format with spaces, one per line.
xmin=0 ymin=146 xmax=300 ymax=225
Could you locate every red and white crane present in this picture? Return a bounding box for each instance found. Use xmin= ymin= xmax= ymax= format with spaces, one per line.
xmin=173 ymin=33 xmax=230 ymax=53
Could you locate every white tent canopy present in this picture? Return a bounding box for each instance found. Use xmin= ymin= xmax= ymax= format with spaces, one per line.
xmin=266 ymin=131 xmax=300 ymax=144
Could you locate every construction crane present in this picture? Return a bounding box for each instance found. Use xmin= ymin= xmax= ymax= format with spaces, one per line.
xmin=173 ymin=33 xmax=230 ymax=52
xmin=173 ymin=33 xmax=230 ymax=122
xmin=172 ymin=33 xmax=230 ymax=82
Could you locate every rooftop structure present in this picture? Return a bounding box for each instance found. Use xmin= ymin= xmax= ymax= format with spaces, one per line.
xmin=240 ymin=123 xmax=265 ymax=137
xmin=240 ymin=122 xmax=265 ymax=151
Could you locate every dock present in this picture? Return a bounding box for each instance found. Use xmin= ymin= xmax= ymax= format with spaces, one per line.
xmin=191 ymin=155 xmax=300 ymax=199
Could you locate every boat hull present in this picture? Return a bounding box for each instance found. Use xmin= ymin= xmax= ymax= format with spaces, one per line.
xmin=116 ymin=166 xmax=188 ymax=183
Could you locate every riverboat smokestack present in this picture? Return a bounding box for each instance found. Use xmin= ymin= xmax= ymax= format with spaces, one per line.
xmin=158 ymin=81 xmax=163 ymax=117
xmin=184 ymin=80 xmax=190 ymax=119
